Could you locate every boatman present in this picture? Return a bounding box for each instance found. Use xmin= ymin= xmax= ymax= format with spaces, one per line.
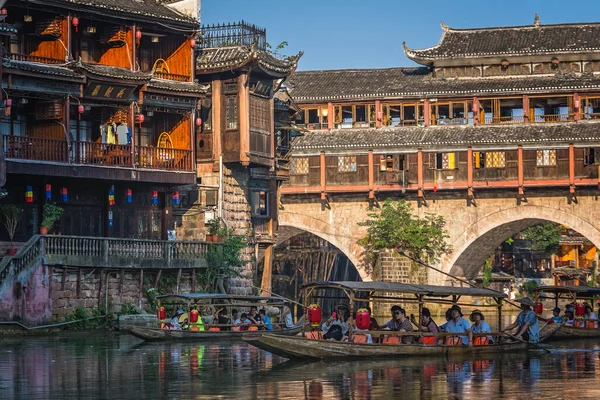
xmin=502 ymin=297 xmax=539 ymax=343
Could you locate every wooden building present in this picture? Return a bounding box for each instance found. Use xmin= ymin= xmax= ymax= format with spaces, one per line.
xmin=284 ymin=16 xmax=600 ymax=206
xmin=0 ymin=0 xmax=203 ymax=239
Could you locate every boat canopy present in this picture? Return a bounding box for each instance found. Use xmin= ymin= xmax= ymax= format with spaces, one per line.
xmin=302 ymin=281 xmax=506 ymax=298
xmin=533 ymin=286 xmax=600 ymax=299
xmin=156 ymin=293 xmax=286 ymax=303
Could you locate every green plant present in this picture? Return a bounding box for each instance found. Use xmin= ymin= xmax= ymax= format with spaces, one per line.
xmin=357 ymin=199 xmax=451 ymax=267
xmin=0 ymin=204 xmax=22 ymax=244
xmin=482 ymin=254 xmax=494 ymax=288
xmin=200 ymin=227 xmax=246 ymax=291
xmin=206 ymin=217 xmax=222 ymax=235
xmin=521 ymin=222 xmax=562 ymax=255
xmin=522 ymin=280 xmax=539 ymax=295
xmin=41 ymin=202 xmax=64 ymax=231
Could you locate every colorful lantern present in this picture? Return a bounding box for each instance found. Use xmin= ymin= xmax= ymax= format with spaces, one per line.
xmin=190 ymin=38 xmax=196 ymax=47
xmin=151 ymin=190 xmax=158 ymax=205
xmin=172 ymin=191 xmax=180 ymax=205
xmin=307 ymin=304 xmax=322 ymax=327
xmin=135 ymin=30 xmax=142 ymax=40
xmin=355 ymin=308 xmax=370 ymax=330
xmin=72 ymin=16 xmax=79 ymax=33
xmin=0 ymin=8 xmax=7 ymax=16
xmin=25 ymin=186 xmax=33 ymax=203
xmin=136 ymin=113 xmax=145 ymax=124
xmin=108 ymin=185 xmax=115 ymax=206
xmin=45 ymin=184 xmax=52 ymax=200
xmin=126 ymin=188 xmax=132 ymax=203
xmin=195 ymin=117 xmax=202 ymax=127
xmin=61 ymin=187 xmax=68 ymax=202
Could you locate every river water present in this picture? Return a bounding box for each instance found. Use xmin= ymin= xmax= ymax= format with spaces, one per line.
xmin=1 ymin=332 xmax=599 ymax=399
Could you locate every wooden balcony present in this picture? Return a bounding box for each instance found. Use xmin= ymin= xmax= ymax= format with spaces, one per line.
xmin=3 ymin=135 xmax=193 ymax=172
xmin=6 ymin=53 xmax=64 ymax=64
xmin=252 ymin=216 xmax=274 ymax=242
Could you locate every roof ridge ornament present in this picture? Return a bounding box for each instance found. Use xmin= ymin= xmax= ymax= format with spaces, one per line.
xmin=534 ymin=13 xmax=540 ymax=27
xmin=440 ymin=21 xmax=449 ymax=31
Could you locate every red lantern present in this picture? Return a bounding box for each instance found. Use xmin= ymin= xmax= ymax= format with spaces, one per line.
xmin=72 ymin=16 xmax=79 ymax=32
xmin=157 ymin=306 xmax=166 ymax=320
xmin=190 ymin=309 xmax=199 ymax=323
xmin=136 ymin=114 xmax=145 ymax=124
xmin=575 ymin=303 xmax=585 ymax=317
xmin=535 ymin=302 xmax=543 ymax=315
xmin=307 ymin=304 xmax=322 ymax=327
xmin=5 ymin=99 xmax=12 ymax=107
xmin=190 ymin=38 xmax=196 ymax=47
xmin=433 ymin=185 xmax=438 ymax=193
xmin=135 ymin=30 xmax=142 ymax=40
xmin=1 ymin=8 xmax=7 ymax=16
xmin=355 ymin=308 xmax=370 ymax=330
xmin=195 ymin=117 xmax=202 ymax=127
xmin=78 ymin=104 xmax=84 ymax=114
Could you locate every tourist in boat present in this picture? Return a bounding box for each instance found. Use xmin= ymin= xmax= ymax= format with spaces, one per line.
xmin=583 ymin=304 xmax=598 ymax=328
xmin=231 ymin=309 xmax=240 ymax=325
xmin=366 ymin=306 xmax=380 ymax=330
xmin=214 ymin=308 xmax=231 ymax=331
xmin=438 ymin=308 xmax=453 ymax=331
xmin=502 ymin=297 xmax=539 ymax=343
xmin=259 ymin=309 xmax=274 ymax=331
xmin=382 ymin=306 xmax=414 ymax=344
xmin=470 ymin=310 xmax=493 ymax=344
xmin=322 ymin=308 xmax=349 ymax=339
xmin=443 ymin=305 xmax=473 ymax=346
xmin=281 ymin=302 xmax=294 ymax=328
xmin=564 ymin=305 xmax=575 ymax=326
xmin=411 ymin=307 xmax=439 ymax=333
xmin=248 ymin=306 xmax=262 ymax=325
xmin=181 ymin=318 xmax=190 ymax=330
xmin=238 ymin=313 xmax=251 ymax=331
xmin=170 ymin=309 xmax=185 ymax=330
xmin=549 ymin=307 xmax=564 ymax=324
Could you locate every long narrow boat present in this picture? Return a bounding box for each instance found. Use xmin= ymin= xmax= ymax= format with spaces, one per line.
xmin=125 ymin=293 xmax=303 ymax=342
xmin=534 ymin=285 xmax=600 ymax=340
xmin=244 ymin=281 xmax=557 ymax=360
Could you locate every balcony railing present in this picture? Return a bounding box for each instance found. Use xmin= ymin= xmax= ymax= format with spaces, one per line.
xmin=153 ymin=71 xmax=190 ymax=82
xmin=252 ymin=216 xmax=273 ymax=238
xmin=6 ymin=53 xmax=64 ymax=64
xmin=482 ymin=115 xmax=525 ymax=124
xmin=532 ymin=114 xmax=574 ymax=123
xmin=3 ymin=135 xmax=193 ymax=172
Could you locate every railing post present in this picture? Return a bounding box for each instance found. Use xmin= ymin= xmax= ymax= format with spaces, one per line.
xmin=103 ymin=238 xmax=109 ymax=266
xmin=165 ymin=242 xmax=172 ymax=268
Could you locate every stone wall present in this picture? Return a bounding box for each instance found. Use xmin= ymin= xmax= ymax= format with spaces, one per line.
xmin=0 ymin=264 xmax=52 ymax=325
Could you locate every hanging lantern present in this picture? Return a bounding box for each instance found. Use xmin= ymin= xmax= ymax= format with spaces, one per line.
xmin=72 ymin=16 xmax=79 ymax=33
xmin=355 ymin=308 xmax=370 ymax=330
xmin=108 ymin=210 xmax=113 ymax=228
xmin=195 ymin=117 xmax=202 ymax=127
xmin=535 ymin=302 xmax=543 ymax=315
xmin=151 ymin=190 xmax=158 ymax=205
xmin=45 ymin=184 xmax=52 ymax=200
xmin=136 ymin=113 xmax=145 ymax=125
xmin=433 ymin=185 xmax=438 ymax=193
xmin=307 ymin=304 xmax=322 ymax=327
xmin=190 ymin=38 xmax=196 ymax=47
xmin=61 ymin=187 xmax=68 ymax=203
xmin=172 ymin=191 xmax=180 ymax=206
xmin=25 ymin=186 xmax=33 ymax=203
xmin=574 ymin=99 xmax=581 ymax=109
xmin=108 ymin=185 xmax=115 ymax=206
xmin=4 ymin=99 xmax=12 ymax=107
xmin=0 ymin=8 xmax=7 ymax=16
xmin=135 ymin=30 xmax=142 ymax=40
xmin=126 ymin=188 xmax=132 ymax=203
xmin=78 ymin=104 xmax=84 ymax=121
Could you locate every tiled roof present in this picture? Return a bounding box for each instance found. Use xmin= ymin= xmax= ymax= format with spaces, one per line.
xmin=287 ymin=68 xmax=600 ymax=102
xmin=147 ymin=78 xmax=209 ymax=94
xmin=196 ymin=46 xmax=301 ymax=76
xmin=404 ymin=21 xmax=600 ymax=64
xmin=2 ymin=59 xmax=84 ymax=80
xmin=76 ymin=63 xmax=152 ymax=82
xmin=40 ymin=0 xmax=198 ymax=26
xmin=291 ymin=120 xmax=600 ymax=153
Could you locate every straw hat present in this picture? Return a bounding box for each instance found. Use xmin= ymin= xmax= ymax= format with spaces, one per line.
xmin=470 ymin=309 xmax=485 ymax=322
xmin=516 ymin=297 xmax=535 ymax=307
xmin=450 ymin=305 xmax=463 ymax=317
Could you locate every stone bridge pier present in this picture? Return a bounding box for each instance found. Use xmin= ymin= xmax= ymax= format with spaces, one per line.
xmin=279 ymin=192 xmax=600 ymax=284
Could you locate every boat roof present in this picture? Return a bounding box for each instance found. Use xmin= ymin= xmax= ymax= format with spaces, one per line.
xmin=302 ymin=281 xmax=506 ymax=298
xmin=533 ymin=285 xmax=600 ymax=298
xmin=156 ymin=293 xmax=286 ymax=302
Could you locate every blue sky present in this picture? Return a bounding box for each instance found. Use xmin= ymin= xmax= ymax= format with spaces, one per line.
xmin=201 ymin=0 xmax=598 ymax=71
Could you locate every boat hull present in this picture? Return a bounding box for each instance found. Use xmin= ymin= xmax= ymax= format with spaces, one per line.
xmin=243 ymin=334 xmax=536 ymax=360
xmin=126 ymin=325 xmax=303 ymax=342
xmin=553 ymin=325 xmax=600 ymax=339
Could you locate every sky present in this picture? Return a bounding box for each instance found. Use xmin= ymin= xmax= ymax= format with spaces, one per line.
xmin=201 ymin=0 xmax=600 ymax=71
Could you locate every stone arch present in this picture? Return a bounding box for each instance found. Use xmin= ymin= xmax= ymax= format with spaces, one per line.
xmin=445 ymin=203 xmax=600 ymax=280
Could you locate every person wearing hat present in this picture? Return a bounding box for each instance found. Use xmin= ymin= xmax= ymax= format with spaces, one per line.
xmin=470 ymin=310 xmax=493 ymax=344
xmin=564 ymin=305 xmax=575 ymax=326
xmin=583 ymin=303 xmax=598 ymax=328
xmin=170 ymin=308 xmax=185 ymax=330
xmin=549 ymin=307 xmax=564 ymax=324
xmin=443 ymin=305 xmax=473 ymax=346
xmin=502 ymin=297 xmax=539 ymax=343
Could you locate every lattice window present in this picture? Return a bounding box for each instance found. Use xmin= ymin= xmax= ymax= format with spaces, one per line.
xmin=338 ymin=156 xmax=357 ymax=172
xmin=249 ymin=95 xmax=271 ymax=135
xmin=429 ymin=152 xmax=457 ymax=169
xmin=225 ymin=95 xmax=238 ymax=130
xmin=291 ymin=157 xmax=309 ymax=174
xmin=486 ymin=152 xmax=506 ymax=168
xmin=536 ymin=149 xmax=557 ymax=166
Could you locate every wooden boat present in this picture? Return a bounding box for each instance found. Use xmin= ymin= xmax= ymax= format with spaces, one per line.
xmin=125 ymin=293 xmax=303 ymax=342
xmin=534 ymin=285 xmax=600 ymax=340
xmin=244 ymin=281 xmax=557 ymax=360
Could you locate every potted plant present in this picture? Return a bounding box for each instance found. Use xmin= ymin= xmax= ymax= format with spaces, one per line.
xmin=0 ymin=204 xmax=22 ymax=255
xmin=41 ymin=202 xmax=64 ymax=235
xmin=206 ymin=217 xmax=222 ymax=242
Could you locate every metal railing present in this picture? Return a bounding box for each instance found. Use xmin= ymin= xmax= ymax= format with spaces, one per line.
xmin=200 ymin=21 xmax=266 ymax=50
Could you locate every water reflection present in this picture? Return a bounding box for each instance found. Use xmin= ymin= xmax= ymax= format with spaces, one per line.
xmin=1 ymin=334 xmax=600 ymax=399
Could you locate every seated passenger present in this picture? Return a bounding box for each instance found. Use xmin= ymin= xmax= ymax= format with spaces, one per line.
xmin=170 ymin=309 xmax=185 ymax=330
xmin=381 ymin=305 xmax=402 ymax=331
xmin=248 ymin=306 xmax=262 ymax=325
xmin=322 ymin=309 xmax=349 ymax=340
xmin=438 ymin=308 xmax=453 ymax=332
xmin=282 ymin=303 xmax=295 ymax=328
xmin=444 ymin=305 xmax=473 ymax=346
xmin=213 ymin=308 xmax=231 ymax=331
xmin=469 ymin=310 xmax=493 ymax=344
xmin=181 ymin=318 xmax=190 ymax=331
xmin=564 ymin=306 xmax=575 ymax=326
xmin=412 ymin=308 xmax=439 ymax=333
xmin=366 ymin=306 xmax=379 ymax=331
xmin=231 ymin=309 xmax=240 ymax=325
xmin=548 ymin=307 xmax=564 ymax=324
xmin=259 ymin=309 xmax=273 ymax=331
xmin=583 ymin=304 xmax=598 ymax=328
xmin=382 ymin=306 xmax=413 ymax=344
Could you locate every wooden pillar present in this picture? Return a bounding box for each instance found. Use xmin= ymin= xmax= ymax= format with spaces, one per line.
xmin=423 ymin=99 xmax=431 ymax=127
xmin=270 ymin=95 xmax=275 ymax=169
xmin=64 ymin=96 xmax=70 ymax=160
xmin=129 ymin=103 xmax=136 ymax=167
xmin=327 ymin=102 xmax=334 ymax=130
xmin=517 ymin=145 xmax=524 ymax=195
xmin=131 ymin=25 xmax=137 ymax=72
xmin=320 ymin=151 xmax=326 ymax=200
xmin=212 ymin=79 xmax=222 ymax=165
xmin=238 ymin=73 xmax=250 ymax=166
xmin=154 ymin=269 xmax=162 ymax=289
xmin=574 ymin=92 xmax=581 ymax=121
xmin=66 ymin=15 xmax=72 ymax=61
xmin=368 ymin=150 xmax=374 ymax=199
xmin=473 ymin=97 xmax=479 ymax=125
xmin=375 ymin=100 xmax=382 ymax=128
xmin=467 ymin=147 xmax=474 ymax=198
xmin=522 ymin=95 xmax=530 ymax=123
xmin=569 ymin=144 xmax=576 ymax=194
xmin=417 ymin=149 xmax=424 ymax=198
xmin=261 ymin=244 xmax=274 ymax=296
xmin=138 ymin=269 xmax=144 ymax=308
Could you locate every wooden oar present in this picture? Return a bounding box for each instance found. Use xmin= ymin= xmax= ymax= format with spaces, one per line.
xmin=504 ymin=333 xmax=551 ymax=353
